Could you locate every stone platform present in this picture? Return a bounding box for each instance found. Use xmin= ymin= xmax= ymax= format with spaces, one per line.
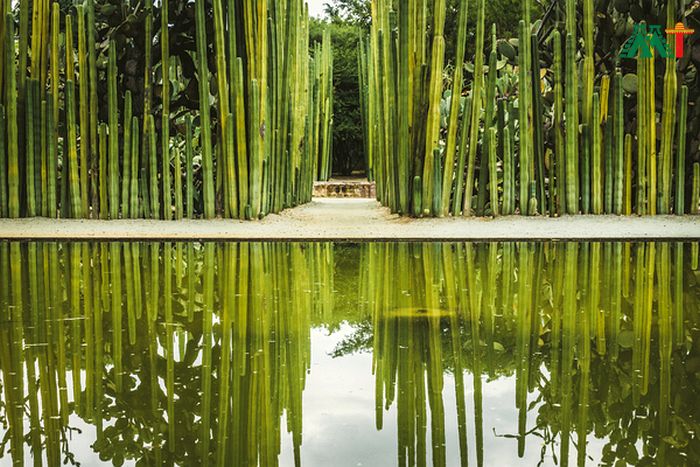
xmin=313 ymin=179 xmax=376 ymax=198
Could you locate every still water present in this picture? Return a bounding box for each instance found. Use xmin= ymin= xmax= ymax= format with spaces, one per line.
xmin=0 ymin=242 xmax=698 ymax=466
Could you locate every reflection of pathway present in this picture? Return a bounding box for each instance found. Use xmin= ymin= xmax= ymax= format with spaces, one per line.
xmin=1 ymin=199 xmax=699 ymax=240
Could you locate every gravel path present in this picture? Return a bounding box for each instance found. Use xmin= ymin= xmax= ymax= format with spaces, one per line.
xmin=1 ymin=198 xmax=699 ymax=241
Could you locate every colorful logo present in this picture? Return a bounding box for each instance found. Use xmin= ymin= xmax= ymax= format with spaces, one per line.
xmin=620 ymin=22 xmax=695 ymax=59
xmin=666 ymin=22 xmax=695 ymax=58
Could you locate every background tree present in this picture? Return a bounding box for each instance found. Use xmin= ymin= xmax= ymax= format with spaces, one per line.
xmin=313 ymin=0 xmax=528 ymax=177
xmin=310 ymin=17 xmax=365 ymax=176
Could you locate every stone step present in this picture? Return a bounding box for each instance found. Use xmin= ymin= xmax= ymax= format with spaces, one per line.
xmin=313 ymin=180 xmax=376 ymax=198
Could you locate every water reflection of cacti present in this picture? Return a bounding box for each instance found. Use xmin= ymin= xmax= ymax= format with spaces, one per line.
xmin=361 ymin=242 xmax=699 ymax=466
xmin=0 ymin=241 xmax=334 ymax=466
xmin=1 ymin=241 xmax=699 ymax=466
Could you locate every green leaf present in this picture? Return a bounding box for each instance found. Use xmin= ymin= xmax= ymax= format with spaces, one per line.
xmin=622 ymin=74 xmax=638 ymax=94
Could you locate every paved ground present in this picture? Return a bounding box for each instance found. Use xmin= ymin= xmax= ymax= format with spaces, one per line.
xmin=0 ymin=198 xmax=699 ymax=241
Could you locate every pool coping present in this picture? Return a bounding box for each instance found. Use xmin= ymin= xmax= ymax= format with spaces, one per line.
xmin=1 ymin=214 xmax=699 ymax=241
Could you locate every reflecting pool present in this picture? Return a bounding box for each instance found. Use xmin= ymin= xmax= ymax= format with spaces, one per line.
xmin=0 ymin=242 xmax=698 ymax=466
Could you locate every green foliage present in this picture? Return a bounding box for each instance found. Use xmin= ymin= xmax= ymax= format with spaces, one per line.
xmin=321 ymin=0 xmax=371 ymax=28
xmin=444 ymin=0 xmax=525 ymax=61
xmin=311 ymin=18 xmax=364 ymax=176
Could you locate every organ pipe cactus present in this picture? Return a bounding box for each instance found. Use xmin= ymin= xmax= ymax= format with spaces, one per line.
xmin=676 ymin=86 xmax=688 ymax=215
xmin=0 ymin=106 xmax=6 ymax=217
xmin=121 ymin=91 xmax=133 ymax=218
xmin=129 ymin=117 xmax=140 ymax=219
xmin=478 ymin=25 xmax=498 ymax=216
xmin=518 ymin=20 xmax=532 ymax=215
xmin=488 ymin=127 xmax=498 ymax=216
xmin=463 ymin=0 xmax=486 ymax=217
xmin=194 ymin=0 xmax=215 ymax=219
xmin=439 ymin=0 xmax=469 ymax=217
xmin=565 ymin=33 xmax=579 ymax=214
xmin=613 ymin=70 xmax=625 ymax=214
xmin=87 ymin=0 xmax=98 ymax=216
xmin=6 ymin=14 xmax=19 ymax=218
xmin=161 ymin=0 xmax=172 ymax=220
xmin=659 ymin=1 xmax=677 ymax=215
xmin=421 ymin=0 xmax=447 ymax=216
xmin=77 ymin=5 xmax=89 ymax=217
xmin=592 ymin=93 xmax=602 ymax=215
xmin=25 ymin=79 xmax=36 ymax=217
xmin=552 ymin=31 xmax=565 ymax=216
xmin=692 ymin=164 xmax=700 ymax=215
xmin=0 ymin=0 xmax=694 ymax=221
xmin=108 ymin=43 xmax=119 ymax=219
xmin=530 ymin=33 xmax=545 ymax=211
xmin=66 ymin=16 xmax=82 ymax=218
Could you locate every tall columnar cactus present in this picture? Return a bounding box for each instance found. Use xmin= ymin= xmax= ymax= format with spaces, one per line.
xmin=479 ymin=27 xmax=498 ymax=216
xmin=582 ymin=0 xmax=594 ymax=140
xmin=108 ymin=43 xmax=119 ymax=219
xmin=463 ymin=0 xmax=486 ymax=217
xmin=624 ymin=133 xmax=633 ymax=215
xmin=5 ymin=14 xmax=18 ymax=218
xmin=518 ymin=20 xmax=532 ymax=215
xmin=129 ymin=117 xmax=140 ymax=219
xmin=87 ymin=0 xmax=98 ymax=216
xmin=65 ymin=16 xmax=82 ymax=219
xmin=648 ymin=46 xmax=657 ymax=216
xmin=0 ymin=0 xmax=4 ymax=95
xmin=121 ymin=91 xmax=133 ymax=217
xmin=692 ymin=164 xmax=700 ymax=215
xmin=185 ymin=116 xmax=194 ymax=219
xmin=161 ymin=0 xmax=172 ymax=220
xmin=194 ymin=0 xmax=215 ymax=219
xmin=452 ymin=95 xmax=472 ymax=216
xmin=420 ymin=0 xmax=447 ymax=216
xmin=659 ymin=0 xmax=677 ymax=214
xmin=77 ymin=5 xmax=89 ymax=217
xmin=676 ymin=86 xmax=688 ymax=215
xmin=0 ymin=105 xmax=6 ymax=217
xmin=565 ymin=33 xmax=579 ymax=214
xmin=316 ymin=29 xmax=334 ymax=184
xmin=47 ymin=94 xmax=56 ymax=218
xmin=98 ymin=124 xmax=107 ymax=219
xmin=613 ymin=70 xmax=625 ymax=215
xmin=552 ymin=31 xmax=565 ymax=216
xmin=637 ymin=45 xmax=647 ymax=215
xmin=25 ymin=79 xmax=36 ymax=216
xmin=439 ymin=0 xmax=469 ymax=217
xmin=488 ymin=127 xmax=499 ymax=216
xmin=592 ymin=93 xmax=602 ymax=214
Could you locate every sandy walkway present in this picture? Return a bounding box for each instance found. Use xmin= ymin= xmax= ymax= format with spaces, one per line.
xmin=0 ymin=199 xmax=699 ymax=240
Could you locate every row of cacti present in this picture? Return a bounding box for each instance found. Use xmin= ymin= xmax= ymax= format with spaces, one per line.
xmin=359 ymin=0 xmax=698 ymax=217
xmin=0 ymin=0 xmax=333 ymax=220
xmin=0 ymin=241 xmax=334 ymax=465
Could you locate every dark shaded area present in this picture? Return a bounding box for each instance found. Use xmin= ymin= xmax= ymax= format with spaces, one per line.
xmin=310 ymin=18 xmax=365 ymax=177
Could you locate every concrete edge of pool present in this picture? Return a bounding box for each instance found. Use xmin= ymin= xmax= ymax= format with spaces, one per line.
xmin=0 ymin=199 xmax=699 ymax=241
